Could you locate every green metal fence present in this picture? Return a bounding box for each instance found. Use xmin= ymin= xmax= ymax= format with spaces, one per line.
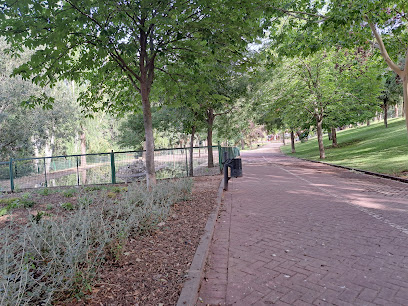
xmin=0 ymin=146 xmax=224 ymax=192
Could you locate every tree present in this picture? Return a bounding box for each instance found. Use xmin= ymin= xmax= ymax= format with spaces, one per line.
xmin=0 ymin=40 xmax=79 ymax=160
xmin=379 ymin=72 xmax=403 ymax=127
xmin=157 ymin=55 xmax=250 ymax=167
xmin=258 ymin=48 xmax=381 ymax=159
xmin=259 ymin=1 xmax=408 ymax=138
xmin=282 ymin=1 xmax=408 ymax=137
xmin=0 ymin=0 xmax=265 ymax=186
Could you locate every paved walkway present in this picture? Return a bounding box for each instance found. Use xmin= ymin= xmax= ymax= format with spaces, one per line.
xmin=198 ymin=143 xmax=408 ymax=305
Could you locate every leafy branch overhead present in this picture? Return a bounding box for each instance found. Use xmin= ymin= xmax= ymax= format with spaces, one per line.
xmin=0 ymin=0 xmax=270 ymax=185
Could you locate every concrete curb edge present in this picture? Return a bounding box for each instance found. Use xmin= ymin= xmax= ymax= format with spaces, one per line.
xmin=298 ymin=157 xmax=408 ymax=184
xmin=176 ymin=177 xmax=224 ymax=306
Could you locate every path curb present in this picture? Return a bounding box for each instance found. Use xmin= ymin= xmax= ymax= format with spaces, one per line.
xmin=298 ymin=157 xmax=408 ymax=184
xmin=176 ymin=178 xmax=224 ymax=306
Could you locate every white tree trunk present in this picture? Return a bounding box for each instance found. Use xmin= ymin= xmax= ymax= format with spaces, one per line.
xmin=80 ymin=129 xmax=87 ymax=167
xmin=316 ymin=117 xmax=325 ymax=159
xmin=44 ymin=132 xmax=55 ymax=172
xmin=403 ymin=76 xmax=408 ymax=134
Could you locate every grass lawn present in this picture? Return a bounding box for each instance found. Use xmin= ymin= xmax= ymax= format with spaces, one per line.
xmin=281 ymin=118 xmax=408 ymax=177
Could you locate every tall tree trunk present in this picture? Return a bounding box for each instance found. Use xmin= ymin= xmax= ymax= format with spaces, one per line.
xmin=207 ymin=108 xmax=215 ymax=168
xmin=368 ymin=22 xmax=408 ymax=137
xmin=241 ymin=138 xmax=245 ymax=150
xmin=328 ymin=129 xmax=332 ymax=140
xmin=80 ymin=169 xmax=87 ymax=185
xmin=282 ymin=131 xmax=285 ymax=145
xmin=44 ymin=132 xmax=55 ymax=172
xmin=137 ymin=27 xmax=156 ymax=186
xmin=395 ymin=103 xmax=399 ymax=118
xmin=140 ymin=83 xmax=156 ymax=186
xmin=80 ymin=128 xmax=87 ymax=167
xmin=384 ymin=99 xmax=388 ymax=128
xmin=32 ymin=136 xmax=40 ymax=170
xmin=290 ymin=130 xmax=296 ymax=153
xmin=189 ymin=126 xmax=195 ymax=177
xmin=316 ymin=117 xmax=325 ymax=159
xmin=404 ymin=76 xmax=408 ymax=133
xmin=331 ymin=127 xmax=337 ymax=147
xmin=367 ymin=120 xmax=370 ymax=126
xmin=197 ymin=135 xmax=200 ymax=158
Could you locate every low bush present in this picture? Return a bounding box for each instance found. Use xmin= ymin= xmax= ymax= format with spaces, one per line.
xmin=0 ymin=196 xmax=36 ymax=216
xmin=37 ymin=188 xmax=51 ymax=196
xmin=62 ymin=189 xmax=77 ymax=198
xmin=0 ymin=178 xmax=193 ymax=304
xmin=60 ymin=202 xmax=75 ymax=210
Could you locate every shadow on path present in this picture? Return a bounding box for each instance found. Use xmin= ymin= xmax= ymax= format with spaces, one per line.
xmin=199 ymin=143 xmax=408 ymax=306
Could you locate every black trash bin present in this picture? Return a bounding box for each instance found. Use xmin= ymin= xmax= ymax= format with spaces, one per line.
xmin=230 ymin=158 xmax=242 ymax=178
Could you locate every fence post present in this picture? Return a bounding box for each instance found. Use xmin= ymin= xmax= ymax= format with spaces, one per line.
xmin=9 ymin=158 xmax=14 ymax=192
xmin=110 ymin=150 xmax=116 ymax=184
xmin=185 ymin=146 xmax=189 ymax=177
xmin=43 ymin=158 xmax=48 ymax=188
xmin=76 ymin=156 xmax=80 ymax=186
xmin=218 ymin=141 xmax=222 ymax=172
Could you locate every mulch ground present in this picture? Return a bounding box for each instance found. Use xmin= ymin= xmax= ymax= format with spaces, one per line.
xmin=70 ymin=175 xmax=221 ymax=305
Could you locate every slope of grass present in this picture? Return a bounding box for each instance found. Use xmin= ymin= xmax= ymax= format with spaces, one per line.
xmin=281 ymin=118 xmax=408 ymax=177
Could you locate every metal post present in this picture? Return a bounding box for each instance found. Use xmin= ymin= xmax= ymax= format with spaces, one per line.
xmin=9 ymin=158 xmax=14 ymax=192
xmin=76 ymin=156 xmax=80 ymax=186
xmin=43 ymin=158 xmax=48 ymax=187
xmin=110 ymin=150 xmax=116 ymax=184
xmin=223 ymin=162 xmax=229 ymax=191
xmin=218 ymin=141 xmax=222 ymax=172
xmin=185 ymin=146 xmax=189 ymax=177
xmin=222 ymin=150 xmax=228 ymax=174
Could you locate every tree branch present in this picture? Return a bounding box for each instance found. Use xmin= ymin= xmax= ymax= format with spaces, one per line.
xmin=405 ymin=47 xmax=408 ymax=75
xmin=110 ymin=50 xmax=141 ymax=83
xmin=155 ymin=66 xmax=180 ymax=84
xmin=271 ymin=7 xmax=328 ymax=22
xmin=368 ymin=21 xmax=403 ymax=76
xmin=214 ymin=106 xmax=235 ymax=117
xmin=66 ymin=0 xmax=103 ymax=28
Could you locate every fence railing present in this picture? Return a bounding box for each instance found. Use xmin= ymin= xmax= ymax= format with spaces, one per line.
xmin=0 ymin=146 xmax=228 ymax=192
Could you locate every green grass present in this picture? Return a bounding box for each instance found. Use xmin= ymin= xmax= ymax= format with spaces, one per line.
xmin=281 ymin=118 xmax=408 ymax=176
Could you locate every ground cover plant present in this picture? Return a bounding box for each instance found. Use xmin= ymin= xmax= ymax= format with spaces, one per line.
xmin=281 ymin=118 xmax=408 ymax=177
xmin=0 ymin=178 xmax=194 ymax=304
xmin=82 ymin=175 xmax=220 ymax=305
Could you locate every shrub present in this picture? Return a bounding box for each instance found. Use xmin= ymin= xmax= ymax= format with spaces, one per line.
xmin=0 ymin=197 xmax=19 ymax=206
xmin=62 ymin=189 xmax=77 ymax=198
xmin=0 ymin=198 xmax=20 ymax=216
xmin=37 ymin=188 xmax=51 ymax=196
xmin=83 ymin=186 xmax=103 ymax=192
xmin=0 ymin=178 xmax=193 ymax=304
xmin=60 ymin=202 xmax=75 ymax=210
xmin=31 ymin=211 xmax=47 ymax=223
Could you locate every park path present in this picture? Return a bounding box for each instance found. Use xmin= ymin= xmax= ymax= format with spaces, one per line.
xmin=198 ymin=143 xmax=408 ymax=305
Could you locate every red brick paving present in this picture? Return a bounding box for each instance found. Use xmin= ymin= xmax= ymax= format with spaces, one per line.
xmin=198 ymin=143 xmax=408 ymax=305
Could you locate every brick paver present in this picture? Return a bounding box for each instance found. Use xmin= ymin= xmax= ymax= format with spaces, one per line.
xmin=198 ymin=143 xmax=408 ymax=305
